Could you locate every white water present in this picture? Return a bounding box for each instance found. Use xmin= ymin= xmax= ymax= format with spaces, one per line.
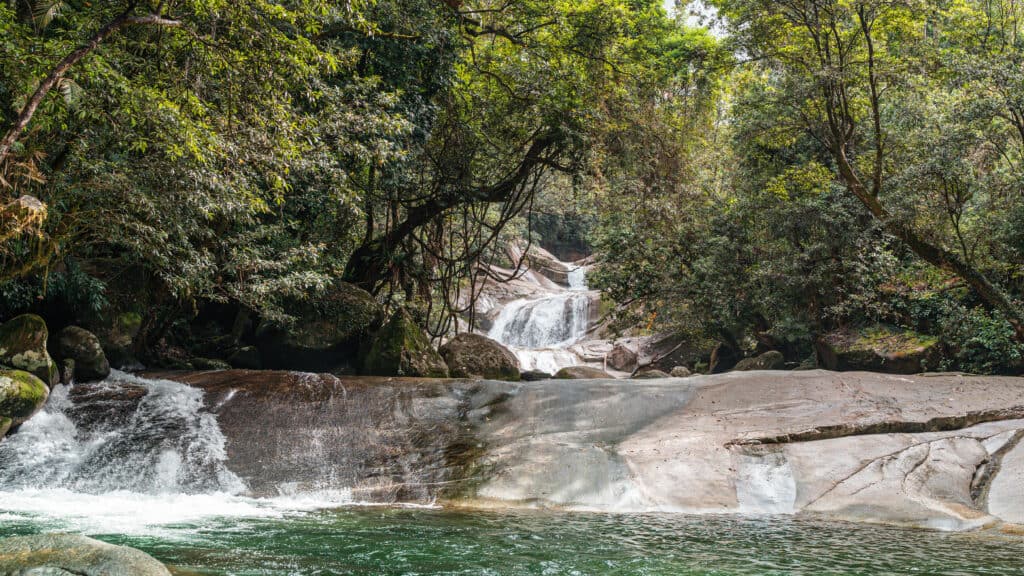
xmin=0 ymin=372 xmax=355 ymax=535
xmin=487 ymin=262 xmax=596 ymax=374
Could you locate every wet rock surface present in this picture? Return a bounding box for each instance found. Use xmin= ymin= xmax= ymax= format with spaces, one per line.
xmin=0 ymin=534 xmax=170 ymax=575
xmin=59 ymin=369 xmax=1024 ymax=530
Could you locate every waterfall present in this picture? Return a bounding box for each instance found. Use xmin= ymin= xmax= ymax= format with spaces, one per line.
xmin=0 ymin=372 xmax=244 ymax=495
xmin=487 ymin=263 xmax=594 ymax=373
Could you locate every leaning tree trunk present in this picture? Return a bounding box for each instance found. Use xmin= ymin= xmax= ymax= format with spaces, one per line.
xmin=834 ymin=149 xmax=1024 ymax=342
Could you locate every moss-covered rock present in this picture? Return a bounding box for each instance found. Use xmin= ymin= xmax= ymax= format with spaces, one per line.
xmin=0 ymin=314 xmax=58 ymax=386
xmin=258 ymin=281 xmax=384 ymax=371
xmin=553 ymin=365 xmax=612 ymax=379
xmin=0 ymin=533 xmax=171 ymax=575
xmin=363 ymin=309 xmax=449 ymax=378
xmin=192 ymin=357 xmax=232 ymax=370
xmin=54 ymin=326 xmax=111 ymax=383
xmin=816 ymin=325 xmax=940 ymax=374
xmin=439 ymin=334 xmax=519 ymax=381
xmin=0 ymin=369 xmax=49 ymax=432
xmin=733 ymin=350 xmax=786 ymax=371
xmin=632 ymin=369 xmax=671 ymax=379
xmin=670 ymin=366 xmax=692 ymax=377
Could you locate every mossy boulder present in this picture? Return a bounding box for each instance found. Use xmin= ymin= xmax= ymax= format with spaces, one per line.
xmin=670 ymin=366 xmax=692 ymax=377
xmin=0 ymin=533 xmax=171 ymax=575
xmin=553 ymin=365 xmax=612 ymax=379
xmin=439 ymin=333 xmax=520 ymax=381
xmin=0 ymin=369 xmax=49 ymax=432
xmin=363 ymin=309 xmax=449 ymax=378
xmin=0 ymin=314 xmax=58 ymax=386
xmin=632 ymin=369 xmax=671 ymax=379
xmin=258 ymin=281 xmax=384 ymax=371
xmin=733 ymin=350 xmax=786 ymax=372
xmin=816 ymin=325 xmax=940 ymax=374
xmin=54 ymin=326 xmax=111 ymax=383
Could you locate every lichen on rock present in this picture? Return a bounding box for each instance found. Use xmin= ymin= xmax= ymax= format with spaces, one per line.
xmin=362 ymin=309 xmax=449 ymax=378
xmin=0 ymin=314 xmax=59 ymax=386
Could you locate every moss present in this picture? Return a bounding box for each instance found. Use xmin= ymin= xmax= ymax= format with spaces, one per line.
xmin=0 ymin=369 xmax=49 ymax=426
xmin=363 ymin=309 xmax=448 ymax=378
xmin=0 ymin=314 xmax=58 ymax=386
xmin=851 ymin=325 xmax=938 ymax=357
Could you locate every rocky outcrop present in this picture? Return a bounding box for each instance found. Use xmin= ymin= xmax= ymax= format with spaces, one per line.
xmin=439 ymin=334 xmax=519 ymax=381
xmin=733 ymin=350 xmax=785 ymax=371
xmin=606 ymin=343 xmax=638 ymax=372
xmin=54 ymin=326 xmax=110 ymax=383
xmin=257 ymin=281 xmax=383 ymax=371
xmin=553 ymin=366 xmax=612 ymax=379
xmin=817 ymin=325 xmax=939 ymax=374
xmin=0 ymin=534 xmax=171 ymax=575
xmin=363 ymin=309 xmax=448 ymax=378
xmin=670 ymin=366 xmax=692 ymax=377
xmin=59 ymin=369 xmax=1024 ymax=531
xmin=0 ymin=369 xmax=49 ymax=435
xmin=0 ymin=314 xmax=58 ymax=386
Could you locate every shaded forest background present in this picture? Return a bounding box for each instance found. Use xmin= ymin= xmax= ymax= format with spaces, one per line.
xmin=2 ymin=0 xmax=1024 ymax=374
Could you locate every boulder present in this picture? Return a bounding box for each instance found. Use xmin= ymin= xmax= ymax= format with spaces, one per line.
xmin=0 ymin=369 xmax=49 ymax=434
xmin=192 ymin=357 xmax=232 ymax=371
xmin=670 ymin=366 xmax=692 ymax=377
xmin=54 ymin=326 xmax=111 ymax=383
xmin=227 ymin=346 xmax=262 ymax=370
xmin=733 ymin=350 xmax=786 ymax=372
xmin=0 ymin=314 xmax=58 ymax=386
xmin=363 ymin=309 xmax=449 ymax=378
xmin=520 ymin=370 xmax=553 ymax=382
xmin=553 ymin=366 xmax=612 ymax=379
xmin=0 ymin=534 xmax=170 ymax=575
xmin=817 ymin=325 xmax=940 ymax=374
xmin=633 ymin=369 xmax=671 ymax=379
xmin=605 ymin=343 xmax=638 ymax=372
xmin=439 ymin=334 xmax=519 ymax=381
xmin=258 ymin=281 xmax=384 ymax=371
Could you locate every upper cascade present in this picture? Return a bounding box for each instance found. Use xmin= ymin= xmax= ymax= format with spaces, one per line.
xmin=482 ymin=249 xmax=598 ymax=373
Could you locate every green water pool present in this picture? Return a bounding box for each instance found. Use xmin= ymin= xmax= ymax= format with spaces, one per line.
xmin=2 ymin=507 xmax=1022 ymax=575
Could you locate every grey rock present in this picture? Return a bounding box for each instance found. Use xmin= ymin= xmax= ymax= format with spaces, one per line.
xmin=733 ymin=350 xmax=785 ymax=371
xmin=553 ymin=366 xmax=612 ymax=379
xmin=55 ymin=326 xmax=111 ymax=382
xmin=0 ymin=534 xmax=170 ymax=575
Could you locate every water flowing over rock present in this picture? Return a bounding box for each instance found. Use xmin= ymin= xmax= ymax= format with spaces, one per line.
xmin=0 ymin=372 xmax=243 ymax=494
xmin=483 ymin=252 xmax=600 ymax=374
xmin=1 ymin=369 xmax=1023 ymax=531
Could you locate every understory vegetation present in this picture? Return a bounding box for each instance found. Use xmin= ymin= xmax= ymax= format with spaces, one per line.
xmin=2 ymin=0 xmax=1023 ymax=374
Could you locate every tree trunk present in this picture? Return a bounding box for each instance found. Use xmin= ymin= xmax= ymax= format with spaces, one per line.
xmin=833 ymin=148 xmax=1024 ymax=342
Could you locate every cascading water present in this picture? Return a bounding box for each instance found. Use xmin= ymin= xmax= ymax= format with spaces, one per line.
xmin=487 ymin=262 xmax=595 ymax=373
xmin=0 ymin=372 xmax=243 ymax=494
xmin=0 ymin=371 xmax=340 ymax=533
